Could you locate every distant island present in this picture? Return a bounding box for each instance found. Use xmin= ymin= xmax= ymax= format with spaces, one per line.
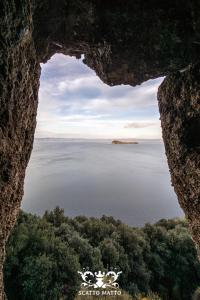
xmin=112 ymin=140 xmax=138 ymax=144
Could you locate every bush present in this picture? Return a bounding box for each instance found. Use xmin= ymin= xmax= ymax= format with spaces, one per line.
xmin=4 ymin=208 xmax=200 ymax=300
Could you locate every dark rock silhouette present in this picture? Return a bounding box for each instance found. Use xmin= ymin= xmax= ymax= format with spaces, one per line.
xmin=0 ymin=0 xmax=200 ymax=298
xmin=158 ymin=63 xmax=200 ymax=250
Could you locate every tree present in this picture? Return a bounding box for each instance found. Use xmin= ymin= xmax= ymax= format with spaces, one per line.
xmin=4 ymin=212 xmax=80 ymax=300
xmin=4 ymin=209 xmax=200 ymax=300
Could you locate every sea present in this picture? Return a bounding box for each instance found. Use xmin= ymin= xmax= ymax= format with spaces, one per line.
xmin=22 ymin=138 xmax=183 ymax=226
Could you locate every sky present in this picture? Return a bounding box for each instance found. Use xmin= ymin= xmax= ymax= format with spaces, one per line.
xmin=36 ymin=54 xmax=164 ymax=139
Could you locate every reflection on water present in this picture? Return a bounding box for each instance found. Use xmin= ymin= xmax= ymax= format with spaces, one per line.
xmin=22 ymin=139 xmax=183 ymax=226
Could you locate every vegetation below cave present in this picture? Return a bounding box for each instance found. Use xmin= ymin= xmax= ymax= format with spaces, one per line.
xmin=4 ymin=207 xmax=200 ymax=300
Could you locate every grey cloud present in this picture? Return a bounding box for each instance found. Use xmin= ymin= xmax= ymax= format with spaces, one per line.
xmin=124 ymin=122 xmax=156 ymax=128
xmin=41 ymin=54 xmax=93 ymax=82
xmin=37 ymin=54 xmax=163 ymax=138
xmin=40 ymin=54 xmax=164 ymax=116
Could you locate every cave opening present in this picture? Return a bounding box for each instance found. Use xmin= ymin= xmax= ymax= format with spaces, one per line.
xmin=1 ymin=1 xmax=200 ymax=298
xmin=20 ymin=54 xmax=182 ymax=226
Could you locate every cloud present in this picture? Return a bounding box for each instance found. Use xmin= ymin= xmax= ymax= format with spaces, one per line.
xmin=37 ymin=54 xmax=164 ymax=139
xmin=124 ymin=122 xmax=156 ymax=129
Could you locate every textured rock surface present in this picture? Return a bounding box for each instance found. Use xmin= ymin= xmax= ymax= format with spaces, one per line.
xmin=0 ymin=0 xmax=200 ymax=298
xmin=0 ymin=1 xmax=40 ymax=298
xmin=158 ymin=64 xmax=200 ymax=250
xmin=33 ymin=0 xmax=200 ymax=85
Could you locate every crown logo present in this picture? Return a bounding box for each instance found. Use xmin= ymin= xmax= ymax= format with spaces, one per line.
xmin=78 ymin=269 xmax=122 ymax=289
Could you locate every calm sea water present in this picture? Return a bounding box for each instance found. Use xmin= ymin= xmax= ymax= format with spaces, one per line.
xmin=22 ymin=139 xmax=183 ymax=226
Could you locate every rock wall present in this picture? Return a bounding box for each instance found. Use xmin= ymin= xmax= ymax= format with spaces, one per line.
xmin=0 ymin=1 xmax=40 ymax=298
xmin=33 ymin=0 xmax=200 ymax=85
xmin=0 ymin=0 xmax=200 ymax=298
xmin=158 ymin=64 xmax=200 ymax=251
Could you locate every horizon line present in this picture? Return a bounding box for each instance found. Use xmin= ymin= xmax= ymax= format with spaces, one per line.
xmin=35 ymin=137 xmax=162 ymax=141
